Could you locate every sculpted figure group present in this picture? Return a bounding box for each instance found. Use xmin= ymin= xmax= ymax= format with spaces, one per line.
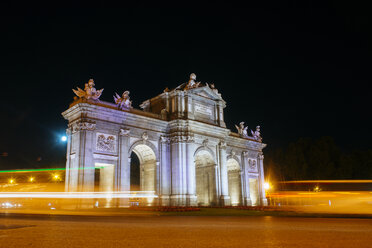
xmin=72 ymin=79 xmax=104 ymax=100
xmin=114 ymin=91 xmax=132 ymax=110
xmin=73 ymin=78 xmax=132 ymax=110
xmin=235 ymin=122 xmax=262 ymax=142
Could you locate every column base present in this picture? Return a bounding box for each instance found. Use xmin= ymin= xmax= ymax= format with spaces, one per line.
xmin=261 ymin=198 xmax=268 ymax=206
xmin=160 ymin=195 xmax=170 ymax=206
xmin=186 ymin=194 xmax=198 ymax=206
xmin=244 ymin=197 xmax=252 ymax=206
xmin=219 ymin=195 xmax=231 ymax=206
xmin=170 ymin=194 xmax=187 ymax=206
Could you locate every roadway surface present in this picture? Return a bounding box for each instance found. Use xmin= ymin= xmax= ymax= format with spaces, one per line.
xmin=1 ymin=215 xmax=372 ymax=248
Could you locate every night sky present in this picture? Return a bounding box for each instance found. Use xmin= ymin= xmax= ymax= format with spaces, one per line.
xmin=1 ymin=3 xmax=371 ymax=169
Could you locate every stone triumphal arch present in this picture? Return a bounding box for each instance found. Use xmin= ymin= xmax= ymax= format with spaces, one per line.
xmin=62 ymin=74 xmax=267 ymax=206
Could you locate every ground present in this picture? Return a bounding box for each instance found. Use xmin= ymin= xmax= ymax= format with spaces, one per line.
xmin=1 ymin=213 xmax=372 ymax=248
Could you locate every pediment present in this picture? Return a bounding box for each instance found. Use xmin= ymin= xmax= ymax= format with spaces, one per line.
xmin=189 ymin=86 xmax=224 ymax=102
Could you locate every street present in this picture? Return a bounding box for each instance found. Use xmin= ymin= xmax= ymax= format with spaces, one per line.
xmin=1 ymin=215 xmax=372 ymax=247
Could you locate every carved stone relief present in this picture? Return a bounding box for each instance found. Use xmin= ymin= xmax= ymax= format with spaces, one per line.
xmin=96 ymin=133 xmax=117 ymax=153
xmin=72 ymin=121 xmax=96 ymax=133
xmin=248 ymin=159 xmax=257 ymax=172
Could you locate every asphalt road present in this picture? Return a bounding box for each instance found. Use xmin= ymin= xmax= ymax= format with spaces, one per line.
xmin=1 ymin=215 xmax=372 ymax=248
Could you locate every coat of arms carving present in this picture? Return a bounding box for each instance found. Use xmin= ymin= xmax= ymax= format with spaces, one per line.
xmin=96 ymin=133 xmax=116 ymax=153
xmin=248 ymin=159 xmax=257 ymax=171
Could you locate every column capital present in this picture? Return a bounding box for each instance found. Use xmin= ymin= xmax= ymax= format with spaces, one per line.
xmin=160 ymin=135 xmax=170 ymax=144
xmin=258 ymin=154 xmax=264 ymax=160
xmin=119 ymin=128 xmax=130 ymax=136
xmin=66 ymin=128 xmax=72 ymax=135
xmin=170 ymin=135 xmax=194 ymax=143
xmin=219 ymin=140 xmax=227 ymax=149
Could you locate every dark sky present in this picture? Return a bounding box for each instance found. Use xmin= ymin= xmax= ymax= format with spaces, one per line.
xmin=0 ymin=2 xmax=371 ymax=169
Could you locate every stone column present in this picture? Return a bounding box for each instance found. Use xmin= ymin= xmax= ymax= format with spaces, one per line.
xmin=217 ymin=102 xmax=226 ymax=128
xmin=160 ymin=136 xmax=171 ymax=206
xmin=117 ymin=128 xmax=130 ymax=207
xmin=242 ymin=151 xmax=252 ymax=206
xmin=218 ymin=141 xmax=230 ymax=206
xmin=187 ymin=94 xmax=194 ymax=119
xmin=239 ymin=171 xmax=244 ymax=206
xmin=67 ymin=121 xmax=95 ymax=208
xmin=67 ymin=127 xmax=80 ymax=192
xmin=170 ymin=136 xmax=186 ymax=206
xmin=77 ymin=121 xmax=96 ymax=192
xmin=258 ymin=154 xmax=268 ymax=206
xmin=186 ymin=137 xmax=197 ymax=206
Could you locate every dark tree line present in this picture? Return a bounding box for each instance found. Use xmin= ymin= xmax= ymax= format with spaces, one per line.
xmin=265 ymin=137 xmax=372 ymax=181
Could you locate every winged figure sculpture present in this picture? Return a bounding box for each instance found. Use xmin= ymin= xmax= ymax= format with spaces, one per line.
xmin=235 ymin=122 xmax=249 ymax=138
xmin=114 ymin=91 xmax=132 ymax=110
xmin=72 ymin=79 xmax=103 ymax=100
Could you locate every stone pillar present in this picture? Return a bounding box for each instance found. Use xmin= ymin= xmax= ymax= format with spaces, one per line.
xmin=218 ymin=141 xmax=230 ymax=206
xmin=239 ymin=171 xmax=244 ymax=206
xmin=160 ymin=136 xmax=171 ymax=206
xmin=186 ymin=138 xmax=197 ymax=206
xmin=185 ymin=93 xmax=194 ymax=120
xmin=242 ymin=151 xmax=252 ymax=206
xmin=117 ymin=128 xmax=130 ymax=207
xmin=67 ymin=121 xmax=95 ymax=208
xmin=75 ymin=121 xmax=96 ymax=192
xmin=170 ymin=136 xmax=185 ymax=206
xmin=258 ymin=154 xmax=268 ymax=206
xmin=67 ymin=128 xmax=80 ymax=192
xmin=217 ymin=102 xmax=226 ymax=128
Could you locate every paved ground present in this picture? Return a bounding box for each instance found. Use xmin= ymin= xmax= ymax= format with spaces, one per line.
xmin=1 ymin=215 xmax=372 ymax=248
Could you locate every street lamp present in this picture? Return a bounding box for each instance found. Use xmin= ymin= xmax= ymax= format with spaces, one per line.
xmin=61 ymin=136 xmax=67 ymax=142
xmin=264 ymin=182 xmax=271 ymax=190
xmin=52 ymin=174 xmax=60 ymax=181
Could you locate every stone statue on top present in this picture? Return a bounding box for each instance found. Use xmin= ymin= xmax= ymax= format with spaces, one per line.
xmin=251 ymin=126 xmax=262 ymax=142
xmin=185 ymin=73 xmax=201 ymax=90
xmin=235 ymin=122 xmax=249 ymax=138
xmin=114 ymin=90 xmax=132 ymax=110
xmin=72 ymin=79 xmax=104 ymax=101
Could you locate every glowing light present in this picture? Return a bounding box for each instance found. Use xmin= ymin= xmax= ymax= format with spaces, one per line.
xmin=9 ymin=179 xmax=15 ymax=184
xmin=264 ymin=182 xmax=271 ymax=190
xmin=53 ymin=174 xmax=60 ymax=181
xmin=29 ymin=177 xmax=35 ymax=182
xmin=61 ymin=136 xmax=67 ymax=142
xmin=0 ymin=191 xmax=158 ymax=199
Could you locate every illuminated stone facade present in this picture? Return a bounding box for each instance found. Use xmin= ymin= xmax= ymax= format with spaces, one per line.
xmin=62 ymin=74 xmax=267 ymax=206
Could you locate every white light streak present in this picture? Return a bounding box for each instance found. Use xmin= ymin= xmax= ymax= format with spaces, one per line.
xmin=0 ymin=191 xmax=158 ymax=199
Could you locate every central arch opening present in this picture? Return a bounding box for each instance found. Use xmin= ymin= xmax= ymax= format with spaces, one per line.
xmin=195 ymin=150 xmax=217 ymax=206
xmin=130 ymin=144 xmax=157 ymax=205
xmin=227 ymin=158 xmax=242 ymax=206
